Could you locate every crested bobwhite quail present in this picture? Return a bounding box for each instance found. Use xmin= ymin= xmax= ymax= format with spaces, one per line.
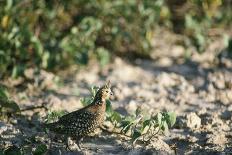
xmin=46 ymin=81 xmax=113 ymax=150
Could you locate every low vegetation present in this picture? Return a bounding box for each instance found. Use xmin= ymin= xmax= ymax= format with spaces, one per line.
xmin=0 ymin=0 xmax=231 ymax=77
xmin=46 ymin=86 xmax=176 ymax=146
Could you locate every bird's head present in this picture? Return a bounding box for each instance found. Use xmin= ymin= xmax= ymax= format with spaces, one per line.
xmin=94 ymin=81 xmax=113 ymax=103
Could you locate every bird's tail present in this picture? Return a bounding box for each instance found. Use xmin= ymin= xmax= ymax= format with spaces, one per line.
xmin=42 ymin=122 xmax=63 ymax=134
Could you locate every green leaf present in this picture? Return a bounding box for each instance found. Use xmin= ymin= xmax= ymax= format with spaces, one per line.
xmin=91 ymin=86 xmax=99 ymax=96
xmin=80 ymin=97 xmax=92 ymax=106
xmin=161 ymin=121 xmax=169 ymax=135
xmin=166 ymin=112 xmax=176 ymax=127
xmin=0 ymin=86 xmax=9 ymax=100
xmin=33 ymin=144 xmax=47 ymax=155
xmin=156 ymin=112 xmax=162 ymax=126
xmin=132 ymin=129 xmax=142 ymax=143
xmin=45 ymin=110 xmax=67 ymax=123
xmin=142 ymin=119 xmax=150 ymax=129
xmin=122 ymin=125 xmax=131 ymax=134
xmin=228 ymin=38 xmax=232 ymax=57
xmin=135 ymin=107 xmax=142 ymax=117
xmin=120 ymin=120 xmax=131 ymax=128
xmin=4 ymin=145 xmax=21 ymax=155
xmin=120 ymin=120 xmax=132 ymax=133
xmin=42 ymin=51 xmax=50 ymax=69
xmin=0 ymin=100 xmax=20 ymax=113
xmin=96 ymin=47 xmax=110 ymax=67
xmin=111 ymin=111 xmax=122 ymax=123
xmin=106 ymin=99 xmax=112 ymax=115
xmin=75 ymin=51 xmax=89 ymax=65
xmin=0 ymin=86 xmax=20 ymax=114
xmin=6 ymin=0 xmax=13 ymax=10
xmin=141 ymin=119 xmax=151 ymax=133
xmin=11 ymin=65 xmax=25 ymax=78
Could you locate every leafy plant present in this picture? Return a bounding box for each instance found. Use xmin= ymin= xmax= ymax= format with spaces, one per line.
xmin=168 ymin=0 xmax=231 ymax=52
xmin=109 ymin=108 xmax=176 ymax=144
xmin=0 ymin=85 xmax=20 ymax=117
xmin=44 ymin=110 xmax=67 ymax=123
xmin=0 ymin=0 xmax=231 ymax=77
xmin=33 ymin=144 xmax=47 ymax=155
xmin=3 ymin=145 xmax=22 ymax=155
xmin=0 ymin=0 xmax=166 ymax=77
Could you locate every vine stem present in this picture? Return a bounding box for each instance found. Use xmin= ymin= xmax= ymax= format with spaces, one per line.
xmin=20 ymin=102 xmax=48 ymax=112
xmin=100 ymin=126 xmax=131 ymax=138
xmin=100 ymin=125 xmax=160 ymax=144
xmin=144 ymin=127 xmax=160 ymax=143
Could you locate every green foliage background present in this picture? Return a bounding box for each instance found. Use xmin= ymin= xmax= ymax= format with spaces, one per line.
xmin=0 ymin=0 xmax=231 ymax=77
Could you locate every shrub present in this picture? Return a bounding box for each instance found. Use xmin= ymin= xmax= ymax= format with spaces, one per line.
xmin=0 ymin=0 xmax=165 ymax=77
xmin=0 ymin=0 xmax=231 ymax=77
xmin=168 ymin=0 xmax=231 ymax=52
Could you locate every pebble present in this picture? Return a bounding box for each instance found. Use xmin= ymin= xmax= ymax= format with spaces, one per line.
xmin=0 ymin=122 xmax=8 ymax=135
xmin=186 ymin=113 xmax=201 ymax=129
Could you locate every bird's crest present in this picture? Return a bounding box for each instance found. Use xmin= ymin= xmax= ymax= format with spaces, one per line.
xmin=103 ymin=80 xmax=111 ymax=88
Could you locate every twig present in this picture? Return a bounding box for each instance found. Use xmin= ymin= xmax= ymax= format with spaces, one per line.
xmin=100 ymin=126 xmax=131 ymax=138
xmin=101 ymin=125 xmax=160 ymax=145
xmin=20 ymin=104 xmax=48 ymax=112
xmin=142 ymin=124 xmax=152 ymax=141
xmin=144 ymin=127 xmax=161 ymax=143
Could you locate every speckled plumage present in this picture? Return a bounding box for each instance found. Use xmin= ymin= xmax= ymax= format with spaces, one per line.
xmin=46 ymin=81 xmax=112 ymax=150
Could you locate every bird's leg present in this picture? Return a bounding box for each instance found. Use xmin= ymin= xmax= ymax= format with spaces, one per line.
xmin=75 ymin=136 xmax=83 ymax=150
xmin=66 ymin=136 xmax=83 ymax=151
xmin=65 ymin=137 xmax=72 ymax=151
xmin=66 ymin=136 xmax=78 ymax=151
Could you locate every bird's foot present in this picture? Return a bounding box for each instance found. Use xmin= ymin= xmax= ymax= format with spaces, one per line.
xmin=75 ymin=137 xmax=84 ymax=150
xmin=66 ymin=137 xmax=82 ymax=152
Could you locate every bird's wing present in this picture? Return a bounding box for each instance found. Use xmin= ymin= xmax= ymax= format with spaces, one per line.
xmin=58 ymin=104 xmax=93 ymax=121
xmin=58 ymin=109 xmax=93 ymax=124
xmin=50 ymin=109 xmax=95 ymax=135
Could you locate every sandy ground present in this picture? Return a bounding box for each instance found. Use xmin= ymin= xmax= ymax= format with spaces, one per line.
xmin=0 ymin=31 xmax=232 ymax=154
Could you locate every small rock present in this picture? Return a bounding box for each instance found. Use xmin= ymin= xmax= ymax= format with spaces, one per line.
xmin=136 ymin=89 xmax=154 ymax=99
xmin=221 ymin=110 xmax=232 ymax=120
xmin=158 ymin=57 xmax=173 ymax=66
xmin=206 ymin=133 xmax=227 ymax=145
xmin=147 ymin=138 xmax=173 ymax=154
xmin=188 ymin=136 xmax=198 ymax=143
xmin=228 ymin=104 xmax=232 ymax=111
xmin=156 ymin=73 xmax=176 ymax=87
xmin=67 ymin=137 xmax=81 ymax=151
xmin=24 ymin=68 xmax=34 ymax=79
xmin=197 ymin=108 xmax=207 ymax=115
xmin=46 ymin=95 xmax=63 ymax=111
xmin=0 ymin=122 xmax=8 ymax=135
xmin=216 ymin=90 xmax=232 ymax=105
xmin=174 ymin=116 xmax=186 ymax=129
xmin=128 ymin=148 xmax=170 ymax=155
xmin=213 ymin=75 xmax=225 ymax=89
xmin=186 ymin=113 xmax=201 ymax=129
xmin=172 ymin=45 xmax=185 ymax=57
xmin=112 ymin=86 xmax=124 ymax=100
xmin=127 ymin=100 xmax=138 ymax=113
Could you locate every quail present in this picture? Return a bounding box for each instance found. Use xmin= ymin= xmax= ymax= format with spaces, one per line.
xmin=45 ymin=81 xmax=113 ymax=150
